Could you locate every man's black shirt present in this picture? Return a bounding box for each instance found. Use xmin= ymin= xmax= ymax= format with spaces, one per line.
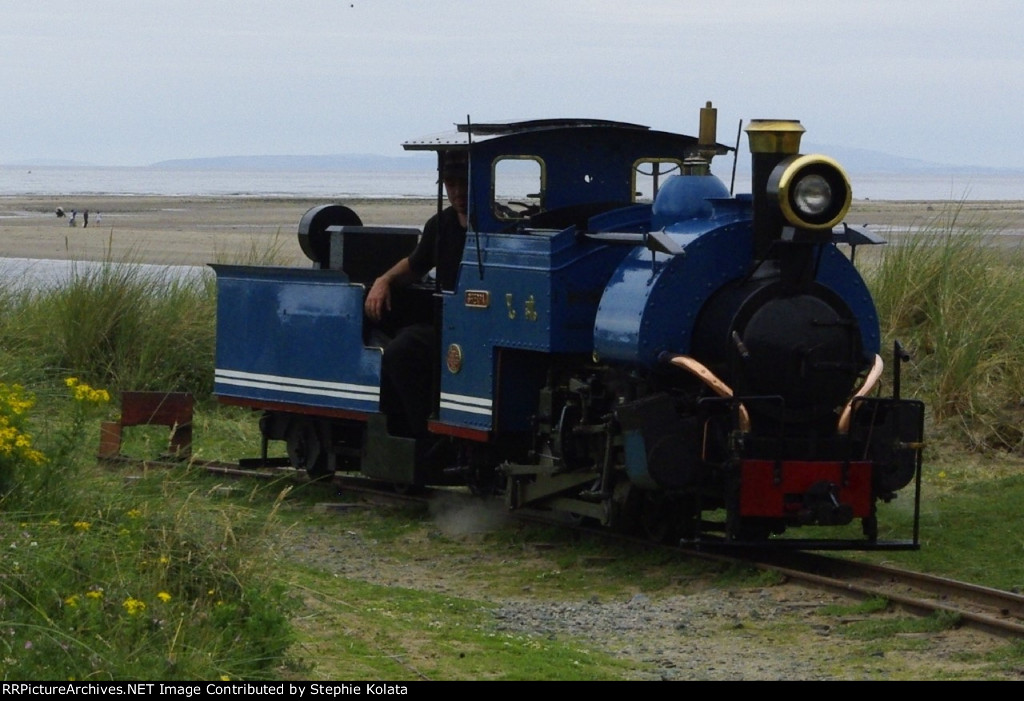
xmin=407 ymin=206 xmax=467 ymax=291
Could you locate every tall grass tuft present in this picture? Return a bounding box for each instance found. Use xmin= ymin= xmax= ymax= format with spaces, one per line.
xmin=213 ymin=227 xmax=293 ymax=267
xmin=0 ymin=254 xmax=216 ymax=401
xmin=866 ymin=203 xmax=1024 ymax=451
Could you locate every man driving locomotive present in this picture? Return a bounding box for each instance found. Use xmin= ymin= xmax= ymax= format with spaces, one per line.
xmin=364 ymin=151 xmax=469 ymax=445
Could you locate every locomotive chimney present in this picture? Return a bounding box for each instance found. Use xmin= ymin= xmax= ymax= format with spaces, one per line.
xmin=745 ymin=120 xmax=805 ymax=259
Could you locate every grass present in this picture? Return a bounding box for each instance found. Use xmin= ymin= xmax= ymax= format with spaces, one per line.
xmin=0 ymin=403 xmax=301 ymax=680
xmin=0 ymin=247 xmax=295 ymax=681
xmin=867 ymin=202 xmax=1024 ymax=450
xmin=1 ymin=206 xmax=1024 ymax=679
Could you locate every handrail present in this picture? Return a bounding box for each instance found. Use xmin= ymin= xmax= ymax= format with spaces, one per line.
xmin=667 ymin=355 xmax=751 ymax=432
xmin=837 ymin=354 xmax=884 ymax=434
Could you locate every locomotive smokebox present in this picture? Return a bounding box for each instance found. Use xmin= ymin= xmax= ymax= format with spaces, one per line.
xmin=746 ymin=119 xmax=805 ymax=259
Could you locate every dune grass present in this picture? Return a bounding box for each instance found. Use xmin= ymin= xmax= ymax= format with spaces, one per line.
xmin=865 ymin=202 xmax=1024 ymax=451
xmin=0 ymin=262 xmax=215 ymax=402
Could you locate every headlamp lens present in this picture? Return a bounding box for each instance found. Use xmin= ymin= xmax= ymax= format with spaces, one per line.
xmin=793 ymin=174 xmax=832 ymax=216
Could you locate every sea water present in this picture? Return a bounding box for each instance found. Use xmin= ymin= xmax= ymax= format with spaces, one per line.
xmin=2 ymin=164 xmax=1023 ymax=201
xmin=0 ymin=257 xmax=205 ymax=291
xmin=1 ymin=163 xmax=1022 ymax=288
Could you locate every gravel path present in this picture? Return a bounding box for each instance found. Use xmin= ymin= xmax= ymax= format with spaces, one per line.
xmin=279 ymin=496 xmax=1018 ymax=681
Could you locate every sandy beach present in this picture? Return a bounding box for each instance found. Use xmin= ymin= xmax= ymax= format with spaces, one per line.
xmin=1 ymin=195 xmax=1022 ymax=267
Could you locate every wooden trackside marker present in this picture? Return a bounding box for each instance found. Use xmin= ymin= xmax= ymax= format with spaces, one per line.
xmin=98 ymin=391 xmax=193 ymax=461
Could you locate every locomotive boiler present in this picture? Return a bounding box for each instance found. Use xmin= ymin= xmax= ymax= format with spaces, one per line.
xmin=212 ymin=103 xmax=924 ymax=549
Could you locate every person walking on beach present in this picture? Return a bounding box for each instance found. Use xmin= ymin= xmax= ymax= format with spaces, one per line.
xmin=83 ymin=210 xmax=89 ymax=228
xmin=364 ymin=150 xmax=468 ymax=455
xmin=69 ymin=210 xmax=77 ymax=227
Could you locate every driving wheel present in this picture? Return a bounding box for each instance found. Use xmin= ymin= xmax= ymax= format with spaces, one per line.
xmin=286 ymin=420 xmax=330 ymax=479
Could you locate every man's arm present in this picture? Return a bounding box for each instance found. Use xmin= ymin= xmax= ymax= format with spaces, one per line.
xmin=364 ymin=256 xmax=421 ymax=322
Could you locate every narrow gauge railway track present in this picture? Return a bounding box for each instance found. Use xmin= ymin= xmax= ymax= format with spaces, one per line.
xmin=107 ymin=454 xmax=1024 ymax=640
xmin=99 ymin=454 xmax=444 ymax=508
xmin=505 ymin=504 xmax=1024 ymax=641
xmin=746 ymin=550 xmax=1024 ymax=640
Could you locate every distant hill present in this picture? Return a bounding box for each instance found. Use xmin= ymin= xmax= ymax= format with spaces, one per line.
xmin=8 ymin=148 xmax=1021 ymax=176
xmin=148 ymin=153 xmax=434 ymax=171
xmin=801 ymin=143 xmax=1022 ymax=176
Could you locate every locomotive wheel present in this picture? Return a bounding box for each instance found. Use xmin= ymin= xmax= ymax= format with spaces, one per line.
xmin=638 ymin=493 xmax=678 ymax=544
xmin=286 ymin=420 xmax=330 ymax=479
xmin=391 ymin=481 xmax=424 ymax=495
xmin=861 ymin=515 xmax=878 ymax=542
xmin=467 ymin=463 xmax=501 ymax=497
xmin=726 ymin=513 xmax=776 ymax=542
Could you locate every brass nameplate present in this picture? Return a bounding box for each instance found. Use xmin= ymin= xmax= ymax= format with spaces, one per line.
xmin=464 ymin=290 xmax=490 ymax=308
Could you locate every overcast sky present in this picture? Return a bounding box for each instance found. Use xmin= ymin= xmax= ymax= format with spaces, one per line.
xmin=3 ymin=1 xmax=1022 ymax=168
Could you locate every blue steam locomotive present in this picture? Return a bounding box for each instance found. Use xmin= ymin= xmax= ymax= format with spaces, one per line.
xmin=212 ymin=103 xmax=924 ymax=548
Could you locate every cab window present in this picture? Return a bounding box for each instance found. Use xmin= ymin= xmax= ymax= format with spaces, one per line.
xmin=632 ymin=159 xmax=683 ymax=203
xmin=492 ymin=156 xmax=544 ymax=220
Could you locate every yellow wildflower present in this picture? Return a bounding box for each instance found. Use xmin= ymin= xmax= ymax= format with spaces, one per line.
xmin=69 ymin=380 xmax=111 ymax=405
xmin=157 ymin=591 xmax=172 ymax=603
xmin=73 ymin=521 xmax=91 ymax=532
xmin=122 ymin=597 xmax=146 ymax=615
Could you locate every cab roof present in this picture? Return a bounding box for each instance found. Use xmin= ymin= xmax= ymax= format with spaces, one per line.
xmin=402 ymin=118 xmax=654 ymax=151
